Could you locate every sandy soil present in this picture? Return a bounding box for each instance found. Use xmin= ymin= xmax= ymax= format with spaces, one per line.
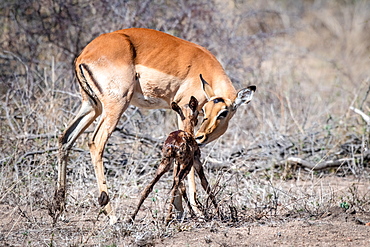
xmin=156 ymin=209 xmax=370 ymax=247
xmin=1 ymin=189 xmax=370 ymax=246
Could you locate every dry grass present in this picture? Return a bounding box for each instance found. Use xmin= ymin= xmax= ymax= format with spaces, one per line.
xmin=1 ymin=0 xmax=370 ymax=246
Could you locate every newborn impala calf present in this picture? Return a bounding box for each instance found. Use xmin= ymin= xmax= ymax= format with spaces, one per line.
xmin=130 ymin=96 xmax=218 ymax=223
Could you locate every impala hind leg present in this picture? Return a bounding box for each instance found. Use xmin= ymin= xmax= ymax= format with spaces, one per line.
xmin=166 ymin=175 xmax=182 ymax=224
xmin=130 ymin=158 xmax=172 ymax=222
xmin=56 ymin=97 xmax=100 ymax=213
xmin=89 ymin=102 xmax=130 ymax=224
xmin=170 ymin=161 xmax=185 ymax=220
xmin=172 ymin=188 xmax=184 ymax=217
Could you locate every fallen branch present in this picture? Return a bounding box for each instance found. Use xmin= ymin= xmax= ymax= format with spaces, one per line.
xmin=16 ymin=147 xmax=86 ymax=165
xmin=15 ymin=133 xmax=58 ymax=140
xmin=280 ymin=156 xmax=355 ymax=170
xmin=114 ymin=127 xmax=162 ymax=147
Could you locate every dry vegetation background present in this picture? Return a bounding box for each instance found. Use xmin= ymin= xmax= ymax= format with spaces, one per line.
xmin=1 ymin=0 xmax=370 ymax=246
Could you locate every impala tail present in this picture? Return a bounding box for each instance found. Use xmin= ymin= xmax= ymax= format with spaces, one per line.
xmin=75 ymin=64 xmax=103 ymax=106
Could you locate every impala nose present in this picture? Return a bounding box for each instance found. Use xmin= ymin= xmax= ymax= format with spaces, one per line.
xmin=195 ymin=135 xmax=206 ymax=146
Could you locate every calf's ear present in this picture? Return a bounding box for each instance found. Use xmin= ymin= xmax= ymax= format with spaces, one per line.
xmin=171 ymin=102 xmax=185 ymax=120
xmin=189 ymin=96 xmax=198 ymax=112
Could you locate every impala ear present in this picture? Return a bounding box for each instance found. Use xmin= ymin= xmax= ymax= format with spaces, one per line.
xmin=189 ymin=96 xmax=198 ymax=112
xmin=233 ymin=85 xmax=256 ymax=110
xmin=200 ymin=74 xmax=215 ymax=100
xmin=171 ymin=102 xmax=185 ymax=120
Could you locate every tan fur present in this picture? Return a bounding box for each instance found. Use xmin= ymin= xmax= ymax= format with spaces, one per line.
xmin=56 ymin=28 xmax=255 ymax=224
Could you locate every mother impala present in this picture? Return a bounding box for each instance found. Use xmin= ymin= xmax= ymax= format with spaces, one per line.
xmin=57 ymin=28 xmax=255 ymax=224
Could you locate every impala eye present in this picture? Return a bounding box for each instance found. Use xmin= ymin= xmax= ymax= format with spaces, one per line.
xmin=217 ymin=111 xmax=228 ymax=120
xmin=213 ymin=98 xmax=225 ymax=103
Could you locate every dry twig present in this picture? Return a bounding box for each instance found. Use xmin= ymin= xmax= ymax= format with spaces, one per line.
xmin=350 ymin=106 xmax=370 ymax=125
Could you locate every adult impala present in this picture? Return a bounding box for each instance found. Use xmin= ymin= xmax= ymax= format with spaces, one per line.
xmin=57 ymin=28 xmax=256 ymax=224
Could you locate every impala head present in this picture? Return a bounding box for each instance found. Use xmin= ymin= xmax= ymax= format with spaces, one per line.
xmin=172 ymin=96 xmax=199 ymax=134
xmin=195 ymin=74 xmax=256 ymax=146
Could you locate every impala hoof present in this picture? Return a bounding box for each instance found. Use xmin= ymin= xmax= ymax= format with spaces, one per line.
xmin=98 ymin=191 xmax=110 ymax=207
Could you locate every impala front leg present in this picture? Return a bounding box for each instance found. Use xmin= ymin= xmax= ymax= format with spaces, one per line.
xmin=89 ymin=138 xmax=117 ymax=224
xmin=179 ymin=180 xmax=196 ymax=218
xmin=89 ymin=118 xmax=118 ymax=224
xmin=193 ymin=155 xmax=222 ymax=219
xmin=188 ymin=165 xmax=203 ymax=216
xmin=89 ymin=100 xmax=131 ymax=225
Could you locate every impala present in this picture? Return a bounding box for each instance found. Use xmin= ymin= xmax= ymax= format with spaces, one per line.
xmin=56 ymin=28 xmax=256 ymax=224
xmin=131 ymin=96 xmax=219 ymax=224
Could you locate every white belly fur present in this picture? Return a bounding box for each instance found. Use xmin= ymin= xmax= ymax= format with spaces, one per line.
xmin=130 ymin=65 xmax=180 ymax=109
xmin=130 ymin=92 xmax=169 ymax=109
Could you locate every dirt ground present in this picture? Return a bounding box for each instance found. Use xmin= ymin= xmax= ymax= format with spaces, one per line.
xmin=156 ymin=211 xmax=370 ymax=247
xmin=1 ymin=176 xmax=370 ymax=246
xmin=1 ymin=205 xmax=370 ymax=246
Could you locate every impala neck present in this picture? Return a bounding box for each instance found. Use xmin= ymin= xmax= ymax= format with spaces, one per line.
xmin=183 ymin=122 xmax=195 ymax=135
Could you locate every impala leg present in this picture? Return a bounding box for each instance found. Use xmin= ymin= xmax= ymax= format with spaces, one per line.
xmin=173 ymin=116 xmax=185 ymax=214
xmin=176 ymin=115 xmax=201 ymax=216
xmin=188 ymin=165 xmax=203 ymax=215
xmin=89 ymin=102 xmax=129 ymax=225
xmin=178 ymin=160 xmax=197 ymax=218
xmin=169 ymin=160 xmax=195 ymax=222
xmin=179 ymin=181 xmax=196 ymax=218
xmin=193 ymin=156 xmax=220 ymax=217
xmin=171 ymin=160 xmax=185 ymax=219
xmin=56 ymin=97 xmax=100 ymax=212
xmin=172 ymin=188 xmax=184 ymax=217
xmin=166 ymin=174 xmax=181 ymax=224
xmin=130 ymin=157 xmax=172 ymax=222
